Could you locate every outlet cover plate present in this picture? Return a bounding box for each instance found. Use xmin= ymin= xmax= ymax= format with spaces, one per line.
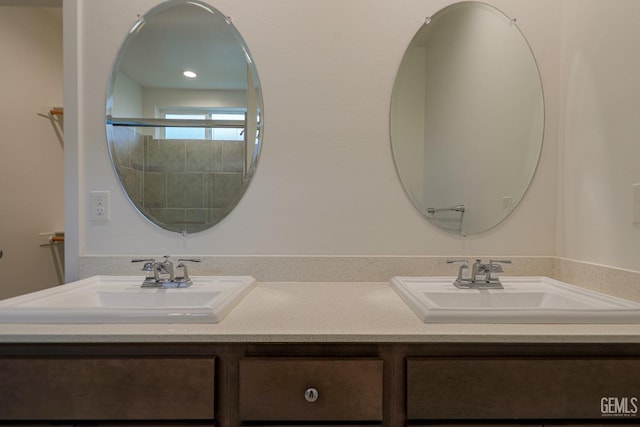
xmin=90 ymin=191 xmax=110 ymax=221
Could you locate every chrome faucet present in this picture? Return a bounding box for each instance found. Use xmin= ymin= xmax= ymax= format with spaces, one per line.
xmin=132 ymin=256 xmax=201 ymax=288
xmin=447 ymin=259 xmax=511 ymax=289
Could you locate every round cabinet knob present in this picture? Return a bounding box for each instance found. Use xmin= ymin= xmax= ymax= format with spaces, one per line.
xmin=304 ymin=387 xmax=319 ymax=403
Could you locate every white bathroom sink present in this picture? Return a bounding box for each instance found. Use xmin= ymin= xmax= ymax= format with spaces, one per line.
xmin=0 ymin=275 xmax=256 ymax=323
xmin=391 ymin=276 xmax=640 ymax=323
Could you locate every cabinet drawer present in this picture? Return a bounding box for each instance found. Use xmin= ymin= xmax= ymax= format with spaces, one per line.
xmin=407 ymin=357 xmax=640 ymax=420
xmin=239 ymin=358 xmax=383 ymax=421
xmin=0 ymin=357 xmax=215 ymax=421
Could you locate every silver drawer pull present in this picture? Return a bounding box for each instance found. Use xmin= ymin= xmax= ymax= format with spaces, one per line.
xmin=304 ymin=387 xmax=319 ymax=403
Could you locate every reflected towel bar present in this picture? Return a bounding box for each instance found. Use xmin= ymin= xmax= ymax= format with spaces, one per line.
xmin=106 ymin=115 xmax=246 ymax=128
xmin=426 ymin=205 xmax=466 ymax=215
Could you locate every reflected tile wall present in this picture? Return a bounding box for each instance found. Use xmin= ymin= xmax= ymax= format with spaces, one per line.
xmin=186 ymin=140 xmax=219 ymax=172
xmin=109 ymin=128 xmax=245 ymax=228
xmin=110 ymin=126 xmax=144 ymax=205
xmin=168 ymin=173 xmax=204 ymax=208
xmin=222 ymin=140 xmax=244 ymax=172
xmin=207 ymin=173 xmax=243 ymax=208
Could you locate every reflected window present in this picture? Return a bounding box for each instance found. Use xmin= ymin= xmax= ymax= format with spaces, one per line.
xmin=162 ymin=110 xmax=245 ymax=141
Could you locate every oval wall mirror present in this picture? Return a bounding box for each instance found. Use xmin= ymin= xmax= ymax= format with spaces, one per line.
xmin=106 ymin=0 xmax=263 ymax=234
xmin=390 ymin=2 xmax=544 ymax=236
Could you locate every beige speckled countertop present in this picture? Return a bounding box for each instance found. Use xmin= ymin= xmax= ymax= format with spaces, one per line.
xmin=0 ymin=281 xmax=639 ymax=344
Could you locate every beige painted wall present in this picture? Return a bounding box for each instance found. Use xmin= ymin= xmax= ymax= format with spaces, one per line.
xmin=0 ymin=6 xmax=64 ymax=298
xmin=65 ymin=0 xmax=560 ymax=282
xmin=557 ymin=0 xmax=640 ymax=270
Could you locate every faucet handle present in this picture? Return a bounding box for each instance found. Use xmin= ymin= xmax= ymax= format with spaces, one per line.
xmin=486 ymin=259 xmax=511 ymax=282
xmin=488 ymin=259 xmax=511 ymax=272
xmin=175 ymin=259 xmax=200 ymax=287
xmin=132 ymin=258 xmax=155 ymax=263
xmin=131 ymin=258 xmax=156 ymax=271
xmin=176 ymin=258 xmax=201 ymax=276
xmin=447 ymin=259 xmax=471 ymax=283
xmin=446 ymin=259 xmax=470 ymax=272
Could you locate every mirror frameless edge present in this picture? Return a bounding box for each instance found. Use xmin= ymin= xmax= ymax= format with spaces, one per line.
xmin=390 ymin=2 xmax=544 ymax=236
xmin=105 ymin=0 xmax=263 ymax=235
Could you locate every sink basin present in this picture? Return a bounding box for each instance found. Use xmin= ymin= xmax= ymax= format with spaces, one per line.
xmin=391 ymin=276 xmax=640 ymax=323
xmin=0 ymin=275 xmax=256 ymax=323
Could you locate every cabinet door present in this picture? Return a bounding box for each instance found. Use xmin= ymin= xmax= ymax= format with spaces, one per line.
xmin=239 ymin=358 xmax=383 ymax=422
xmin=407 ymin=357 xmax=640 ymax=421
xmin=542 ymin=421 xmax=640 ymax=427
xmin=21 ymin=425 xmax=217 ymax=427
xmin=0 ymin=357 xmax=215 ymax=421
xmin=545 ymin=424 xmax=640 ymax=427
xmin=422 ymin=425 xmax=542 ymax=427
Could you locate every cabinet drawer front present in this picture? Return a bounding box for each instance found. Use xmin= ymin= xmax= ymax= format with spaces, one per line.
xmin=0 ymin=357 xmax=215 ymax=421
xmin=407 ymin=358 xmax=640 ymax=420
xmin=239 ymin=358 xmax=383 ymax=421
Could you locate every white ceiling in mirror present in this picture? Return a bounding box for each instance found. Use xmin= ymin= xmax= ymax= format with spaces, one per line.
xmin=390 ymin=2 xmax=544 ymax=236
xmin=119 ymin=3 xmax=248 ymax=90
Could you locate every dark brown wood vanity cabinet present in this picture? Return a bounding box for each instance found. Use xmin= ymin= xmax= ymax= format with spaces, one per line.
xmin=0 ymin=357 xmax=216 ymax=423
xmin=406 ymin=357 xmax=640 ymax=423
xmin=2 ymin=344 xmax=640 ymax=427
xmin=239 ymin=358 xmax=384 ymax=423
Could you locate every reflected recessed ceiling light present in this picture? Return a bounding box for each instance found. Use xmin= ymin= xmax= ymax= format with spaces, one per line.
xmin=182 ymin=70 xmax=197 ymax=78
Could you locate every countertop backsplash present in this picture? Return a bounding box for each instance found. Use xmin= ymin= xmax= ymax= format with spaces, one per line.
xmin=76 ymin=255 xmax=638 ymax=301
xmin=553 ymin=257 xmax=640 ymax=303
xmin=79 ymin=255 xmax=553 ymax=283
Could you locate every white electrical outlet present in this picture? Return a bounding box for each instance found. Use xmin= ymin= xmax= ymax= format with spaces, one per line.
xmin=90 ymin=191 xmax=110 ymax=221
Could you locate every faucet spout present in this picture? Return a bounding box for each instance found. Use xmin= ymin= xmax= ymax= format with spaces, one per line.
xmin=157 ymin=255 xmax=175 ymax=281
